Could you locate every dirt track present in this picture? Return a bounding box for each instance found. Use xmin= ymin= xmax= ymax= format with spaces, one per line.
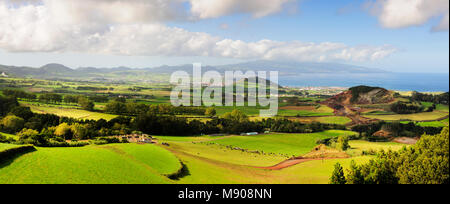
xmin=254 ymin=157 xmax=342 ymax=170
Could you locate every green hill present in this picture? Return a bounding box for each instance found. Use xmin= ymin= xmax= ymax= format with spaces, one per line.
xmin=0 ymin=144 xmax=181 ymax=184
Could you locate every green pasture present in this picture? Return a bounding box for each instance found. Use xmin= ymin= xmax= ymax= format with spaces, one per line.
xmin=205 ymin=130 xmax=358 ymax=157
xmin=346 ymin=140 xmax=410 ymax=156
xmin=0 ymin=144 xmax=180 ymax=184
xmin=0 ymin=143 xmax=21 ymax=152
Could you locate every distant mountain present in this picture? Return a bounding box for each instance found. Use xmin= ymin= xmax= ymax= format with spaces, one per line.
xmin=145 ymin=60 xmax=387 ymax=75
xmin=0 ymin=60 xmax=387 ymax=82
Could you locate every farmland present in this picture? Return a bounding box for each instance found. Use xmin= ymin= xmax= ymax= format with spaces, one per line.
xmin=0 ymin=77 xmax=448 ymax=184
xmin=22 ymin=102 xmax=118 ymax=121
xmin=203 ymin=130 xmax=357 ymax=157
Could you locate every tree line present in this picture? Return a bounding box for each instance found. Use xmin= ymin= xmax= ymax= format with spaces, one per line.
xmin=351 ymin=121 xmax=443 ymax=141
xmin=1 ymin=95 xmax=344 ymax=146
xmin=330 ymin=127 xmax=449 ymax=184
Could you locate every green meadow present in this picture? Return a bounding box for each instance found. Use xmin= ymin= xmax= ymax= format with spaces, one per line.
xmin=0 ymin=143 xmax=20 ymax=152
xmin=205 ymin=130 xmax=358 ymax=157
xmin=0 ymin=144 xmax=180 ymax=184
xmin=347 ymin=140 xmax=410 ymax=156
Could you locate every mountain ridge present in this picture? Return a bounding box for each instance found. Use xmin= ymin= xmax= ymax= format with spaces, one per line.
xmin=0 ymin=60 xmax=388 ymax=81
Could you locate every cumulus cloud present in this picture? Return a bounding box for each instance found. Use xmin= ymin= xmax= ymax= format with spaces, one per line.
xmin=368 ymin=0 xmax=449 ymax=31
xmin=0 ymin=0 xmax=396 ymax=63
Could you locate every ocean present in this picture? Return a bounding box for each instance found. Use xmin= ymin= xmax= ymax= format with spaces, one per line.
xmin=279 ymin=72 xmax=449 ymax=92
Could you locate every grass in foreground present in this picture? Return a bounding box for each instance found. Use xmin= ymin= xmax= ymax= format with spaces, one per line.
xmin=0 ymin=144 xmax=180 ymax=184
xmin=169 ymin=145 xmax=372 ymax=184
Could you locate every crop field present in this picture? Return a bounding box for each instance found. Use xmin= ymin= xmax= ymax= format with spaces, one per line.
xmin=0 ymin=144 xmax=180 ymax=184
xmin=203 ymin=130 xmax=358 ymax=157
xmin=24 ymin=103 xmax=118 ymax=121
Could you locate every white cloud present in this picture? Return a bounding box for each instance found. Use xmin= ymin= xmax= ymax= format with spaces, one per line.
xmin=368 ymin=0 xmax=449 ymax=31
xmin=0 ymin=0 xmax=397 ymax=63
xmin=189 ymin=0 xmax=294 ymax=19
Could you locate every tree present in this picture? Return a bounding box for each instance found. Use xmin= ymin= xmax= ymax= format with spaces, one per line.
xmin=54 ymin=123 xmax=72 ymax=140
xmin=9 ymin=106 xmax=34 ymax=120
xmin=222 ymin=109 xmax=249 ymax=123
xmin=71 ymin=123 xmax=89 ymax=140
xmin=1 ymin=115 xmax=25 ymax=133
xmin=334 ymin=127 xmax=449 ymax=184
xmin=38 ymin=93 xmax=62 ymax=104
xmin=205 ymin=107 xmax=217 ymax=117
xmin=17 ymin=128 xmax=39 ymax=139
xmin=346 ymin=160 xmax=365 ymax=184
xmin=336 ymin=136 xmax=350 ymax=151
xmin=105 ymin=101 xmax=127 ymax=114
xmin=330 ymin=163 xmax=346 ymax=184
xmin=78 ymin=97 xmax=95 ymax=111
xmin=0 ymin=95 xmax=18 ymax=116
xmin=64 ymin=95 xmax=79 ymax=104
xmin=396 ymin=127 xmax=449 ymax=184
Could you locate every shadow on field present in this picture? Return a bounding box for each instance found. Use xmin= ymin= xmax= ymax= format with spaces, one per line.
xmin=0 ymin=146 xmax=37 ymax=169
xmin=166 ymin=162 xmax=191 ymax=180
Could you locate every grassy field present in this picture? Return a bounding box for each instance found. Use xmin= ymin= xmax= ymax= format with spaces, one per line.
xmin=315 ymin=116 xmax=352 ymax=125
xmin=278 ymin=105 xmax=335 ymax=117
xmin=416 ymin=118 xmax=449 ymax=127
xmin=168 ymin=144 xmax=372 ymax=184
xmin=23 ymin=103 xmax=118 ymax=121
xmin=364 ymin=111 xmax=448 ymax=121
xmin=0 ymin=144 xmax=180 ymax=184
xmin=347 ymin=140 xmax=410 ymax=156
xmin=204 ymin=130 xmax=358 ymax=157
xmin=0 ymin=132 xmax=17 ymax=140
xmin=0 ymin=143 xmax=21 ymax=152
xmin=1 ymin=135 xmax=414 ymax=184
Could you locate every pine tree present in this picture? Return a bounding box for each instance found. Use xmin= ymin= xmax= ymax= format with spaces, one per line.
xmin=330 ymin=163 xmax=346 ymax=184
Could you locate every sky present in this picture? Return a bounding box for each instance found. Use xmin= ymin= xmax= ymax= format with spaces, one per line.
xmin=0 ymin=0 xmax=448 ymax=73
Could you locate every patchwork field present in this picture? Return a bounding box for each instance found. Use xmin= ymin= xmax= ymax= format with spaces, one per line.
xmin=23 ymin=103 xmax=118 ymax=121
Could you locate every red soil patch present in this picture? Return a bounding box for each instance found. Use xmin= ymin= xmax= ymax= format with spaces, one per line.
xmin=393 ymin=137 xmax=418 ymax=145
xmin=373 ymin=130 xmax=393 ymax=138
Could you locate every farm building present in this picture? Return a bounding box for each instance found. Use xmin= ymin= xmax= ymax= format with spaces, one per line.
xmin=117 ymin=134 xmax=156 ymax=143
xmin=240 ymin=132 xmax=259 ymax=136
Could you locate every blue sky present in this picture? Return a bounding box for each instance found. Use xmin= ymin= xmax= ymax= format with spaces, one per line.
xmin=0 ymin=0 xmax=448 ymax=73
